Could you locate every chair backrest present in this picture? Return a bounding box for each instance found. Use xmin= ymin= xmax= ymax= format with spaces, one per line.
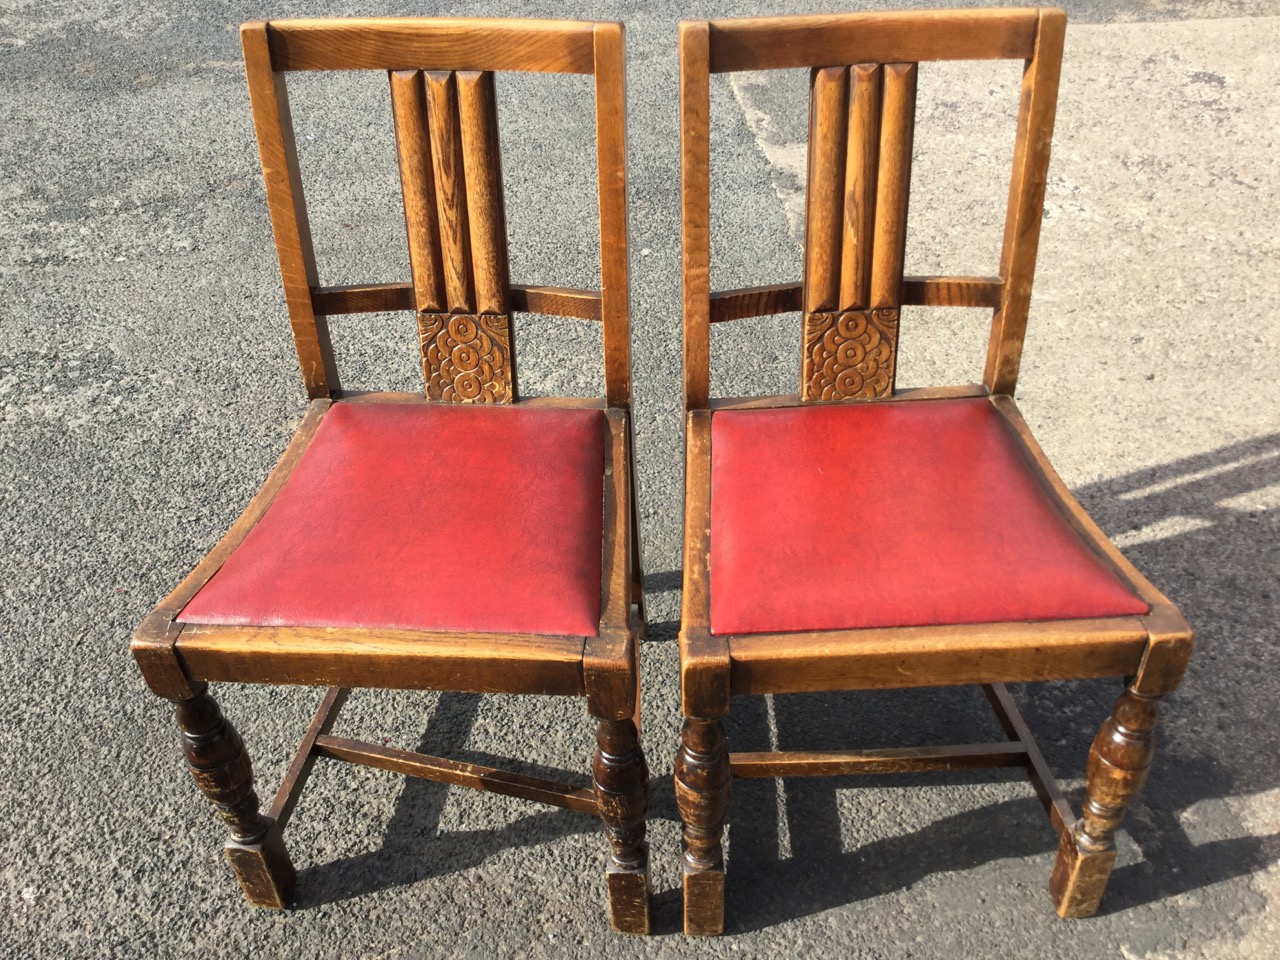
xmin=241 ymin=17 xmax=632 ymax=407
xmin=679 ymin=8 xmax=1066 ymax=409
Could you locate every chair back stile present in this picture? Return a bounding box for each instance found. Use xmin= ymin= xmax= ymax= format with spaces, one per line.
xmin=680 ymin=8 xmax=1066 ymax=411
xmin=241 ymin=18 xmax=633 ymax=408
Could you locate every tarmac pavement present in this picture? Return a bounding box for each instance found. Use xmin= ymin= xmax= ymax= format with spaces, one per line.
xmin=2 ymin=1 xmax=1278 ymax=957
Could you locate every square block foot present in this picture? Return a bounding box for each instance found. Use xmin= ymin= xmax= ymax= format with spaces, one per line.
xmin=683 ymin=865 xmax=725 ymax=936
xmin=1049 ymin=827 xmax=1117 ymax=919
xmin=606 ymin=856 xmax=651 ymax=935
xmin=225 ymin=828 xmax=296 ymax=909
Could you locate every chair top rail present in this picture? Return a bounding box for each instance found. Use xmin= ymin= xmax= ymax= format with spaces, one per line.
xmin=261 ymin=17 xmax=601 ymax=74
xmin=705 ymin=8 xmax=1041 ymax=73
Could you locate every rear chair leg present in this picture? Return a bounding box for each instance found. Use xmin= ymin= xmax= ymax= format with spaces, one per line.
xmin=675 ymin=716 xmax=731 ymax=936
xmin=593 ymin=718 xmax=651 ymax=934
xmin=173 ymin=683 xmax=295 ymax=908
xmin=1050 ymin=686 xmax=1160 ymax=918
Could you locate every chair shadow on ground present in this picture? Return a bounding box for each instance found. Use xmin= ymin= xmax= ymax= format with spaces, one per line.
xmin=664 ymin=430 xmax=1280 ymax=931
xmin=293 ymin=690 xmax=600 ymax=908
xmin=716 ymin=731 xmax=1280 ymax=933
xmin=297 ymin=432 xmax=1280 ymax=930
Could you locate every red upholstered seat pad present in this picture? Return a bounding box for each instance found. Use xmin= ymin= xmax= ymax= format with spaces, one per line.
xmin=709 ymin=398 xmax=1148 ymax=636
xmin=179 ymin=402 xmax=605 ymax=637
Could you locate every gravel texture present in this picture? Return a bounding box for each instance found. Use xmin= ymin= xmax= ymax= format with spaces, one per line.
xmin=2 ymin=1 xmax=1277 ymax=957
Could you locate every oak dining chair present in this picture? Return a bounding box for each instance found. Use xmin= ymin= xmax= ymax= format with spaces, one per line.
xmin=131 ymin=17 xmax=650 ymax=934
xmin=676 ymin=7 xmax=1193 ymax=935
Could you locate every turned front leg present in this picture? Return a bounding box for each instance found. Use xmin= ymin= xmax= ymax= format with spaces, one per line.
xmin=173 ymin=684 xmax=294 ymax=908
xmin=593 ymin=718 xmax=650 ymax=934
xmin=675 ymin=716 xmax=731 ymax=936
xmin=1050 ymin=686 xmax=1160 ymax=918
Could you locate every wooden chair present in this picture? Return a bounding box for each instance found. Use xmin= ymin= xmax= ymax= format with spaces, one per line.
xmin=131 ymin=17 xmax=650 ymax=934
xmin=676 ymin=7 xmax=1193 ymax=935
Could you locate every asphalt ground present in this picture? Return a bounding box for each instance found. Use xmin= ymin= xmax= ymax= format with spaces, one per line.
xmin=2 ymin=1 xmax=1277 ymax=957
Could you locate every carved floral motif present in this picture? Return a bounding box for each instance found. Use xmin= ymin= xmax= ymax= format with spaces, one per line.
xmin=417 ymin=312 xmax=513 ymax=402
xmin=802 ymin=308 xmax=899 ymax=401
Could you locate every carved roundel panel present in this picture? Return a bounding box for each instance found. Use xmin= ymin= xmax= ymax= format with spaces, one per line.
xmin=417 ymin=312 xmax=513 ymax=403
xmin=802 ymin=308 xmax=900 ymax=401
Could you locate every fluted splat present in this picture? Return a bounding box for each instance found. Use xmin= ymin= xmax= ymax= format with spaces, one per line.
xmin=391 ymin=68 xmax=514 ymax=402
xmin=801 ymin=61 xmax=917 ymax=402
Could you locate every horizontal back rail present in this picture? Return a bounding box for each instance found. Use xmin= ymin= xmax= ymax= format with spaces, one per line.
xmin=311 ymin=282 xmax=603 ymax=320
xmin=266 ymin=18 xmax=597 ymax=73
xmin=707 ymin=9 xmax=1038 ymax=73
xmin=708 ymin=276 xmax=1003 ymax=323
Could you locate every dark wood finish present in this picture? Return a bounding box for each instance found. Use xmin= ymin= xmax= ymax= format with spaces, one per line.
xmin=336 ymin=392 xmax=607 ymax=409
xmin=135 ymin=17 xmax=646 ymax=931
xmin=594 ymin=718 xmax=651 ymax=934
xmin=679 ymin=411 xmax=730 ymax=718
xmin=173 ymin=684 xmax=294 ymax=908
xmin=458 ymin=70 xmax=509 ymax=316
xmin=175 ymin=686 xmax=269 ymax=845
xmin=841 ymin=63 xmax=882 ymax=311
xmin=709 ymin=383 xmax=989 ymax=411
xmin=313 ymin=282 xmax=417 ymax=316
xmin=677 ymin=8 xmax=1192 ymax=932
xmin=310 ymin=282 xmax=603 ymax=320
xmin=512 ymin=284 xmax=602 ymax=320
xmin=802 ymin=66 xmax=848 ymax=315
xmin=984 ymin=8 xmax=1067 ymax=395
xmin=707 ymin=277 xmax=1003 ymax=325
xmin=175 ymin=623 xmax=586 ymax=694
xmin=680 ymin=21 xmax=713 ymax=411
xmin=706 ymin=8 xmax=1039 ymax=73
xmin=730 ymin=742 xmax=1028 ymax=778
xmin=417 ymin=312 xmax=514 ymax=402
xmin=728 ymin=617 xmax=1150 ymax=695
xmin=314 ymin=735 xmax=599 ymax=813
xmin=131 ymin=619 xmax=196 ymax=702
xmin=984 ymin=683 xmax=1073 ymax=833
xmin=709 ymin=282 xmax=802 ymax=323
xmin=676 ymin=385 xmax=729 ymax=940
xmin=675 ymin=717 xmax=730 ymax=936
xmin=265 ymin=18 xmax=598 ymax=74
xmin=391 ymin=69 xmax=446 ymax=313
xmin=728 ymin=685 xmax=1077 ymax=834
xmin=299 ymin=273 xmax=998 ymax=335
xmin=241 ymin=23 xmax=339 ymax=398
xmin=586 ymin=409 xmax=638 ymax=724
xmin=265 ymin=687 xmax=350 ymax=831
xmin=1132 ymin=606 xmax=1196 ymax=697
xmin=799 ymin=59 xmax=913 ymax=402
xmin=594 ymin=22 xmax=634 ymax=410
xmin=1050 ymin=686 xmax=1160 ymax=917
xmin=905 ymin=275 xmax=1003 ymax=308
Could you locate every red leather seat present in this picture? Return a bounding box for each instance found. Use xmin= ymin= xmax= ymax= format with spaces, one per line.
xmin=179 ymin=402 xmax=605 ymax=637
xmin=709 ymin=397 xmax=1148 ymax=636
